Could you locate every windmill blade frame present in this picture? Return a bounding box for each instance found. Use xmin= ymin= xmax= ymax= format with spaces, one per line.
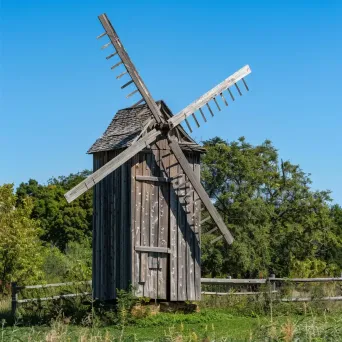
xmin=64 ymin=129 xmax=161 ymax=203
xmin=168 ymin=65 xmax=251 ymax=130
xmin=98 ymin=13 xmax=163 ymax=124
xmin=168 ymin=137 xmax=234 ymax=244
xmin=65 ymin=66 xmax=251 ymax=205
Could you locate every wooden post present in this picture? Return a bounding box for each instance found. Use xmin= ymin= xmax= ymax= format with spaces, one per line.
xmin=270 ymin=274 xmax=276 ymax=292
xmin=11 ymin=282 xmax=18 ymax=316
xmin=268 ymin=274 xmax=275 ymax=323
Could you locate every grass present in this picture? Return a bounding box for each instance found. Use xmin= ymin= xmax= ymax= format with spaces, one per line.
xmin=1 ymin=308 xmax=342 ymax=341
xmin=1 ymin=286 xmax=342 ymax=341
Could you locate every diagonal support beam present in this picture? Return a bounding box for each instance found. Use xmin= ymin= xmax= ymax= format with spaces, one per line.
xmin=98 ymin=13 xmax=162 ymax=124
xmin=168 ymin=139 xmax=234 ymax=244
xmin=168 ymin=65 xmax=251 ymax=129
xmin=64 ymin=129 xmax=161 ymax=203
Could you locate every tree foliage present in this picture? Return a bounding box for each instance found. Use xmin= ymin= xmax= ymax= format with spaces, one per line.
xmin=0 ymin=184 xmax=44 ymax=290
xmin=201 ymin=137 xmax=342 ymax=278
xmin=1 ymin=138 xmax=341 ymax=285
xmin=16 ymin=171 xmax=92 ymax=251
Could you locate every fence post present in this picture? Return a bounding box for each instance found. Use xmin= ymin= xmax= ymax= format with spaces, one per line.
xmin=11 ymin=282 xmax=18 ymax=316
xmin=270 ymin=274 xmax=276 ymax=293
xmin=268 ymin=274 xmax=276 ymax=323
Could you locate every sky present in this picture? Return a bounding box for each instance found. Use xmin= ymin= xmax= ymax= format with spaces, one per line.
xmin=1 ymin=0 xmax=341 ymax=205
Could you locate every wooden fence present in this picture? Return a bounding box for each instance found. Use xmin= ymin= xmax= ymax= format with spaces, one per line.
xmin=11 ymin=280 xmax=92 ymax=315
xmin=201 ymin=276 xmax=342 ymax=302
xmin=11 ymin=276 xmax=342 ymax=315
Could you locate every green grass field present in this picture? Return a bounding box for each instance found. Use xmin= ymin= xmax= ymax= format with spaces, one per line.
xmin=1 ymin=308 xmax=342 ymax=341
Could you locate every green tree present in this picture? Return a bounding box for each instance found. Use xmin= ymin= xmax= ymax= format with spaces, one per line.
xmin=0 ymin=184 xmax=44 ymax=291
xmin=201 ymin=137 xmax=341 ymax=278
xmin=16 ymin=170 xmax=92 ymax=251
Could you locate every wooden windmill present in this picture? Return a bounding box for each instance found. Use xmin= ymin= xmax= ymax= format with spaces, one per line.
xmin=65 ymin=13 xmax=252 ymax=301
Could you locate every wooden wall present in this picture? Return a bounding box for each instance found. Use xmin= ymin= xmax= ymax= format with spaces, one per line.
xmin=93 ymin=140 xmax=201 ymax=301
xmin=92 ymin=149 xmax=131 ymax=300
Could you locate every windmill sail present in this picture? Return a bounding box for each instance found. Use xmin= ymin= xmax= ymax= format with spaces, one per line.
xmin=97 ymin=13 xmax=162 ymax=124
xmin=168 ymin=65 xmax=251 ymax=129
xmin=168 ymin=138 xmax=234 ymax=244
xmin=65 ymin=14 xmax=253 ymax=244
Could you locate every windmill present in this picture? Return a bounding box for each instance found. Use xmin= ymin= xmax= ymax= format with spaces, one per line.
xmin=65 ymin=13 xmax=252 ymax=301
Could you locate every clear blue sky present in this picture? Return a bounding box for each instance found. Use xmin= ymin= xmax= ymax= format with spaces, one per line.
xmin=1 ymin=0 xmax=341 ymax=205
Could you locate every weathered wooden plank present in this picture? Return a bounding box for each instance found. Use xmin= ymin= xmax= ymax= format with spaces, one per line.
xmin=130 ymin=155 xmax=137 ymax=295
xmin=19 ymin=281 xmax=92 ymax=290
xmin=92 ymin=155 xmax=97 ymax=299
xmin=96 ymin=32 xmax=107 ymax=39
xmin=186 ymin=153 xmax=195 ymax=300
xmin=281 ymin=296 xmax=342 ymax=302
xmin=211 ymin=235 xmax=223 ymax=244
xmin=64 ymin=129 xmax=160 ymax=203
xmin=108 ymin=152 xmax=115 ymax=299
xmin=113 ymin=152 xmax=120 ymax=296
xmin=135 ymin=246 xmax=171 ymax=253
xmin=134 ymin=154 xmax=143 ymax=296
xmin=199 ymin=108 xmax=207 ymax=122
xmin=201 ymin=278 xmax=267 ymax=284
xmin=126 ymin=158 xmax=132 ymax=288
xmin=169 ymin=140 xmax=234 ymax=244
xmin=194 ymin=154 xmax=201 ymax=301
xmin=168 ymin=65 xmax=251 ymax=129
xmin=98 ymin=14 xmax=162 ymax=124
xmin=157 ymin=139 xmax=169 ymax=300
xmin=169 ymin=152 xmax=179 ymax=301
xmin=117 ymin=158 xmax=129 ymax=290
xmin=149 ymin=149 xmax=159 ymax=300
xmin=201 ymin=291 xmax=278 ymax=296
xmin=17 ymin=292 xmax=92 ymax=304
xmin=206 ymin=227 xmax=218 ymax=235
xmin=220 ymin=93 xmax=228 ymax=106
xmin=140 ymin=154 xmax=150 ymax=293
xmin=99 ymin=153 xmax=104 ymax=299
xmin=270 ymin=277 xmax=342 ymax=283
xmin=135 ymin=175 xmax=171 ymax=183
xmin=105 ymin=155 xmax=111 ymax=297
xmin=200 ymin=216 xmax=211 ymax=224
xmin=177 ymin=164 xmax=186 ymax=301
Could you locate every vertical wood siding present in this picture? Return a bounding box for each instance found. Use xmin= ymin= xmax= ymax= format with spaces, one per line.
xmin=93 ymin=143 xmax=201 ymax=301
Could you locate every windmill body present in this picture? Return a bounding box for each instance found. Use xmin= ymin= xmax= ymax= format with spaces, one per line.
xmin=89 ymin=101 xmax=203 ymax=301
xmin=65 ymin=13 xmax=252 ymax=302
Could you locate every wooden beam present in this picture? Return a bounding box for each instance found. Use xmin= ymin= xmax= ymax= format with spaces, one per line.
xmin=206 ymin=227 xmax=218 ymax=234
xmin=202 ymin=291 xmax=278 ymax=296
xmin=64 ymin=129 xmax=161 ymax=203
xmin=168 ymin=65 xmax=251 ymax=129
xmin=135 ymin=246 xmax=171 ymax=254
xmin=169 ymin=139 xmax=234 ymax=244
xmin=135 ymin=175 xmax=171 ymax=183
xmin=270 ymin=277 xmax=342 ymax=283
xmin=201 ymin=278 xmax=266 ymax=284
xmin=200 ymin=216 xmax=211 ymax=224
xmin=98 ymin=14 xmax=162 ymax=124
xmin=211 ymin=235 xmax=223 ymax=244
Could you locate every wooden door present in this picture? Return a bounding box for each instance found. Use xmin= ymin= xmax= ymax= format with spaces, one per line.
xmin=132 ymin=147 xmax=170 ymax=300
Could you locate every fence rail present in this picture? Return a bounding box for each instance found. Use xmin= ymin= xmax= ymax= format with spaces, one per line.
xmin=11 ymin=276 xmax=342 ymax=315
xmin=11 ymin=280 xmax=92 ymax=315
xmin=201 ymin=277 xmax=342 ymax=284
xmin=201 ymin=276 xmax=342 ymax=302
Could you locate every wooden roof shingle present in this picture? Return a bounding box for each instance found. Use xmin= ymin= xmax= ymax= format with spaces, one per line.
xmin=87 ymin=101 xmax=204 ymax=154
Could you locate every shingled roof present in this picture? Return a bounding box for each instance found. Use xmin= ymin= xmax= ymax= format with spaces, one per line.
xmin=87 ymin=100 xmax=204 ymax=154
